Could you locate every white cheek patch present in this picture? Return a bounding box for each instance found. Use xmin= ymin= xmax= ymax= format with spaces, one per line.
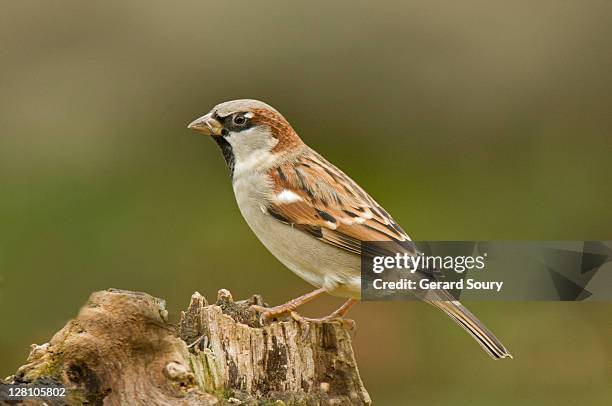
xmin=276 ymin=190 xmax=303 ymax=204
xmin=226 ymin=126 xmax=278 ymax=178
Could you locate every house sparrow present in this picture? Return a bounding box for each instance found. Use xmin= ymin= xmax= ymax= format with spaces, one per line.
xmin=188 ymin=99 xmax=511 ymax=359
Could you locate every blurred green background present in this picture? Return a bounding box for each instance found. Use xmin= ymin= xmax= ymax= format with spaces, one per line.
xmin=1 ymin=1 xmax=611 ymax=404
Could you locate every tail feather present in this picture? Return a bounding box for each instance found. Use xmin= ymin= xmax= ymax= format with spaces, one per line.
xmin=429 ymin=297 xmax=512 ymax=359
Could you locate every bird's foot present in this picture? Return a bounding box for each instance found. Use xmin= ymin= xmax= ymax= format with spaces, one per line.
xmin=250 ymin=305 xmax=313 ymax=340
xmin=249 ymin=288 xmax=327 ymax=326
xmin=249 ymin=305 xmax=355 ymax=340
xmin=250 ymin=304 xmax=297 ymax=324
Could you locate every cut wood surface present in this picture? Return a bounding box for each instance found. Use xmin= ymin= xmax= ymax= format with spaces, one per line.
xmin=1 ymin=289 xmax=371 ymax=406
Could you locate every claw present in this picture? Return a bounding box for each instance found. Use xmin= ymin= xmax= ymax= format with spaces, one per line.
xmin=343 ymin=318 xmax=357 ymax=338
xmin=250 ymin=304 xmax=273 ymax=325
xmin=288 ymin=311 xmax=312 ymax=341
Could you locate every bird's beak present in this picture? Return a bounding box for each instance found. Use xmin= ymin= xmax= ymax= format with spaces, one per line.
xmin=187 ymin=113 xmax=224 ymax=136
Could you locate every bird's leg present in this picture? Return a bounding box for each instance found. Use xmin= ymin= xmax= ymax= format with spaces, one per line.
xmin=250 ymin=288 xmax=326 ymax=321
xmin=327 ymin=298 xmax=358 ymax=318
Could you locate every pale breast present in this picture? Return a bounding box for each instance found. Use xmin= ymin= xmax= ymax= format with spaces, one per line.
xmin=232 ymin=171 xmax=361 ymax=299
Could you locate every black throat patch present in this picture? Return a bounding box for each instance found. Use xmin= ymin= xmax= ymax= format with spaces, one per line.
xmin=213 ymin=136 xmax=235 ymax=178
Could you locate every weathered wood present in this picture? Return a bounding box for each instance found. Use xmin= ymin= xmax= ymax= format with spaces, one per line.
xmin=1 ymin=289 xmax=371 ymax=405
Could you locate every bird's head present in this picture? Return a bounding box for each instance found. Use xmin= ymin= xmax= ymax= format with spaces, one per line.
xmin=188 ymin=100 xmax=303 ymax=174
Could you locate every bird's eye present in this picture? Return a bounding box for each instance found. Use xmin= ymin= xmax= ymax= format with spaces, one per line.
xmin=233 ymin=115 xmax=247 ymax=126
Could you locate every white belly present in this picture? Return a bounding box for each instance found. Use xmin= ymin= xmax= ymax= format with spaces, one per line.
xmin=232 ymin=172 xmax=361 ymax=299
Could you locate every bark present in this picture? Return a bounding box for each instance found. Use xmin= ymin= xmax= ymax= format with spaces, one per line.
xmin=1 ymin=289 xmax=371 ymax=406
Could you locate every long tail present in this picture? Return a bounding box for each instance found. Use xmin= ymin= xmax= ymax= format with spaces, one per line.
xmin=428 ymin=296 xmax=512 ymax=359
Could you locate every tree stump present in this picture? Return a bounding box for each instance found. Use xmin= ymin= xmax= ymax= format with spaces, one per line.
xmin=1 ymin=289 xmax=371 ymax=405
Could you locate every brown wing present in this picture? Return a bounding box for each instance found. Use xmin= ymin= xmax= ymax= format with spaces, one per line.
xmin=266 ymin=150 xmax=416 ymax=257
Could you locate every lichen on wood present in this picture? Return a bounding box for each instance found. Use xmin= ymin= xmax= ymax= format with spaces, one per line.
xmin=1 ymin=288 xmax=371 ymax=405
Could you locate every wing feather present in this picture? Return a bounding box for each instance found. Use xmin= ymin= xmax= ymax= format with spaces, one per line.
xmin=266 ymin=150 xmax=416 ymax=258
